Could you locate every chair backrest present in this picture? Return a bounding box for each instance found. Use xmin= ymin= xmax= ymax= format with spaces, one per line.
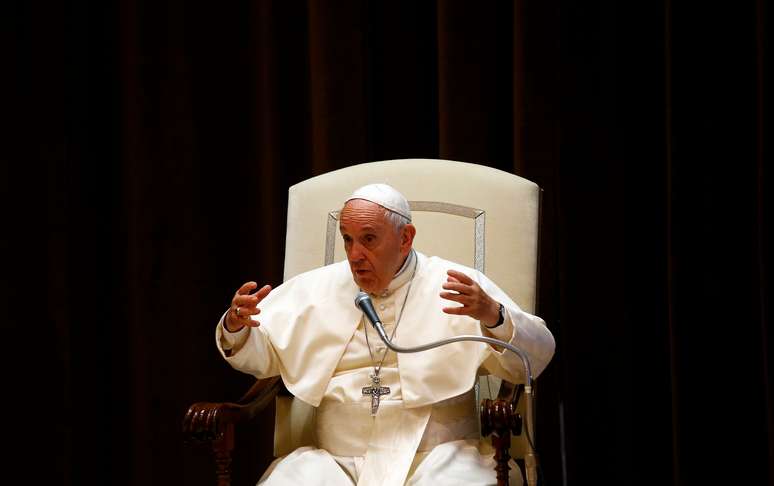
xmin=285 ymin=159 xmax=540 ymax=311
xmin=275 ymin=158 xmax=541 ymax=459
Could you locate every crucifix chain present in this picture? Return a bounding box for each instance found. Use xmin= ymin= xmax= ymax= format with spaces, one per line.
xmin=361 ymin=253 xmax=416 ymax=416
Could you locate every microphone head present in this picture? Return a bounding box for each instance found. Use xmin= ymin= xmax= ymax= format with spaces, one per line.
xmin=354 ymin=291 xmax=370 ymax=308
xmin=355 ymin=290 xmax=382 ymax=329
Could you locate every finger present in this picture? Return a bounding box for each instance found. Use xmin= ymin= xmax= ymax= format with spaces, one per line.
xmin=442 ymin=281 xmax=472 ymax=294
xmin=440 ymin=291 xmax=471 ymax=305
xmin=237 ymin=281 xmax=258 ymax=295
xmin=446 ymin=275 xmax=460 ymax=283
xmin=234 ymin=306 xmax=261 ymax=317
xmin=233 ymin=294 xmax=256 ymax=307
xmin=252 ymin=284 xmax=272 ymax=302
xmin=442 ymin=306 xmax=469 ymax=315
xmin=233 ymin=284 xmax=271 ymax=307
xmin=447 ymin=269 xmax=474 ymax=285
xmin=230 ymin=313 xmax=261 ymax=328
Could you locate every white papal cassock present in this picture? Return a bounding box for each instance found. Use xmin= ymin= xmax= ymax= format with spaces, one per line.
xmin=217 ymin=250 xmax=555 ymax=486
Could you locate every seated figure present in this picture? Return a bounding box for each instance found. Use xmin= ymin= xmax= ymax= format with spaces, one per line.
xmin=216 ymin=183 xmax=555 ymax=485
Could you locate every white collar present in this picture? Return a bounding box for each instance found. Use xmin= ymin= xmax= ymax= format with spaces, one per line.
xmin=375 ymin=248 xmax=417 ymax=298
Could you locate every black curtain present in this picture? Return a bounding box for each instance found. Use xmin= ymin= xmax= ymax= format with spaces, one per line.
xmin=7 ymin=1 xmax=771 ymax=485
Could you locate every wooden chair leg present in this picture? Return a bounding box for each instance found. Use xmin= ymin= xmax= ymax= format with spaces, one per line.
xmin=491 ymin=431 xmax=512 ymax=486
xmin=212 ymin=423 xmax=234 ymax=486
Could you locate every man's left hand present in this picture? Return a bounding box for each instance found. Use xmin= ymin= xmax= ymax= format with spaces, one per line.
xmin=440 ymin=269 xmax=500 ymax=325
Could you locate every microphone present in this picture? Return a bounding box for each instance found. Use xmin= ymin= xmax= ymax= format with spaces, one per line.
xmin=354 ymin=291 xmax=383 ymax=330
xmin=354 ymin=291 xmax=393 ymax=354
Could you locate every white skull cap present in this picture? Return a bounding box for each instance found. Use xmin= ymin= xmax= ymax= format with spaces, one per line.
xmin=346 ymin=183 xmax=412 ymax=222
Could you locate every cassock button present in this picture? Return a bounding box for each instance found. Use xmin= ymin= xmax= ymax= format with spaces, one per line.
xmin=379 ymin=304 xmax=386 ymax=311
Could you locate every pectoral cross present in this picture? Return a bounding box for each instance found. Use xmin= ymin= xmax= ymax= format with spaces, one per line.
xmin=362 ymin=372 xmax=390 ymax=416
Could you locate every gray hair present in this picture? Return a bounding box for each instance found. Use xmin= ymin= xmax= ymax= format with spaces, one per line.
xmin=383 ymin=208 xmax=410 ymax=233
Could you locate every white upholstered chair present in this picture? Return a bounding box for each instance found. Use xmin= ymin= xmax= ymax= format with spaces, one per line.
xmin=184 ymin=159 xmax=543 ymax=486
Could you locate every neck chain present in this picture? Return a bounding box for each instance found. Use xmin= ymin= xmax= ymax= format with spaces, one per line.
xmin=360 ymin=253 xmax=417 ymax=416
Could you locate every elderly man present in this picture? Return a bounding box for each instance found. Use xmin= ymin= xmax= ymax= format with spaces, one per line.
xmin=217 ymin=184 xmax=555 ymax=486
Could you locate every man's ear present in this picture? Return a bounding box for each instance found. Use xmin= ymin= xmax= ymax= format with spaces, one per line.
xmin=401 ymin=224 xmax=416 ymax=252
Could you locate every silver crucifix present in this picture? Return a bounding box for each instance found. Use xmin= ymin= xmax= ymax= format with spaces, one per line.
xmin=362 ymin=372 xmax=390 ymax=416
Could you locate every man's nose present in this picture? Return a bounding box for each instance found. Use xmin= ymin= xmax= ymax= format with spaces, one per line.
xmin=348 ymin=242 xmax=365 ymax=261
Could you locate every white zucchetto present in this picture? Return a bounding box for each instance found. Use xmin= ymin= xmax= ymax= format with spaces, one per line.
xmin=346 ymin=183 xmax=412 ymax=222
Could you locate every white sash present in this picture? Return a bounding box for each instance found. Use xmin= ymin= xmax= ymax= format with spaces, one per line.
xmin=316 ymin=390 xmax=479 ymax=486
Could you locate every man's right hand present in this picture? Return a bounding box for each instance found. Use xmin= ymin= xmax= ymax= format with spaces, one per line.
xmin=225 ymin=281 xmax=272 ymax=332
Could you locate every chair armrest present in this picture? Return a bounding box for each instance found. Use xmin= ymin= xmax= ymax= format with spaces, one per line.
xmin=182 ymin=376 xmax=283 ymax=443
xmin=237 ymin=376 xmax=285 ymax=405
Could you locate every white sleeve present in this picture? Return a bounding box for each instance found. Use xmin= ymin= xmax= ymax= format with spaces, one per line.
xmin=476 ymin=274 xmax=556 ymax=382
xmin=491 ymin=304 xmax=555 ymax=381
xmin=481 ymin=311 xmax=515 ymax=343
xmin=214 ymin=310 xmax=282 ymax=378
xmin=218 ymin=311 xmax=250 ymax=350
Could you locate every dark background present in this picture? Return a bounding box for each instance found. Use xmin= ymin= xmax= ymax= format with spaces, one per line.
xmin=6 ymin=0 xmax=771 ymax=485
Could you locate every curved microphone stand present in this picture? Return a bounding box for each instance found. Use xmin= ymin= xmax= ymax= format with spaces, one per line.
xmin=355 ymin=292 xmax=538 ymax=486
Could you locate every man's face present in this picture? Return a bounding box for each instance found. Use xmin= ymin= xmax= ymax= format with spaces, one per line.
xmin=339 ymin=199 xmax=415 ymax=294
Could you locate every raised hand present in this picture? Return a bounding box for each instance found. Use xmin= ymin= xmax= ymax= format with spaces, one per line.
xmin=225 ymin=281 xmax=272 ymax=332
xmin=439 ymin=270 xmax=500 ymax=326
